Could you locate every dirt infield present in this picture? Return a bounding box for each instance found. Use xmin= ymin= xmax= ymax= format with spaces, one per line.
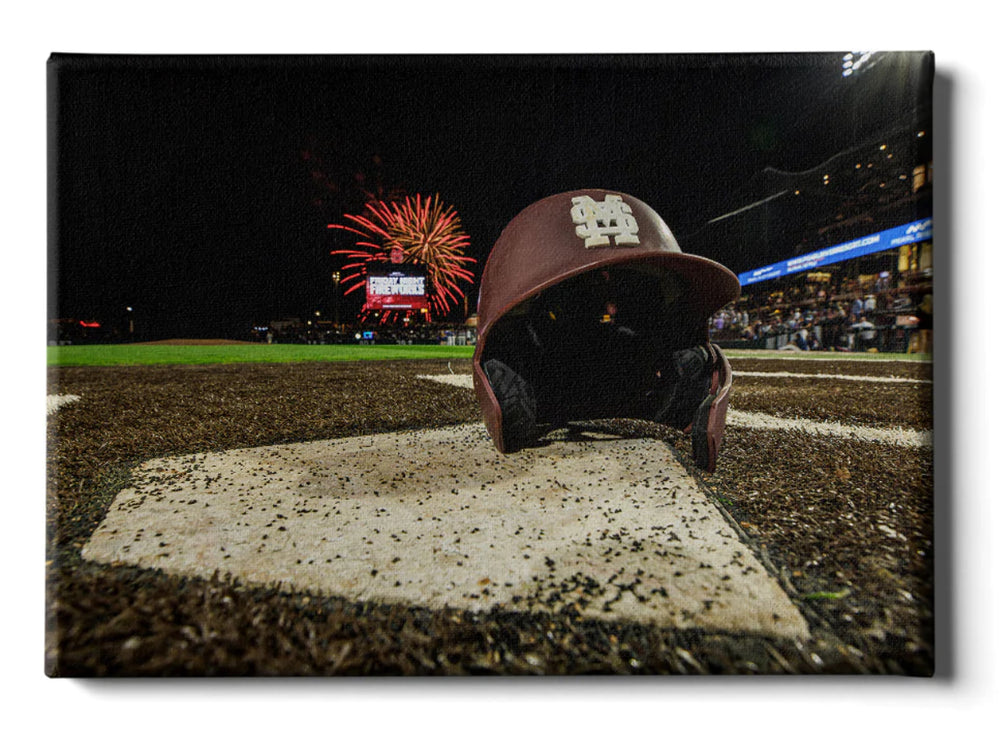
xmin=46 ymin=357 xmax=933 ymax=675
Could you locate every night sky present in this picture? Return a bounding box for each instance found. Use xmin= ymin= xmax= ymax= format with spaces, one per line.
xmin=48 ymin=53 xmax=933 ymax=339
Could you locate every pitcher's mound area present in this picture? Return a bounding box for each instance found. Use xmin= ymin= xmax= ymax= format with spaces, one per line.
xmin=82 ymin=423 xmax=808 ymax=640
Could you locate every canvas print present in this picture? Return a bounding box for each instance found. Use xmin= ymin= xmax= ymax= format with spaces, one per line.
xmin=46 ymin=53 xmax=934 ymax=676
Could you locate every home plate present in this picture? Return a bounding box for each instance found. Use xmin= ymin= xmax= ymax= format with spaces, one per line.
xmin=82 ymin=423 xmax=808 ymax=640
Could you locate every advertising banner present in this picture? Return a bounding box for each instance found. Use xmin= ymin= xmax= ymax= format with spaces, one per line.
xmin=738 ymin=218 xmax=932 ymax=287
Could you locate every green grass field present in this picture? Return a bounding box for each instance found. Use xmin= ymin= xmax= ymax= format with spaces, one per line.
xmin=47 ymin=343 xmax=930 ymax=367
xmin=47 ymin=344 xmax=477 ymax=367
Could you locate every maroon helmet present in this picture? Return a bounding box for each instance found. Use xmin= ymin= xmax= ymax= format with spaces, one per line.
xmin=472 ymin=189 xmax=740 ymax=472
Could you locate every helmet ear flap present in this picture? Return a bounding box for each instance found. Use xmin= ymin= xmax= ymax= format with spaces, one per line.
xmin=483 ymin=358 xmax=538 ymax=452
xmin=655 ymin=345 xmax=713 ymax=428
xmin=651 ymin=342 xmax=732 ymax=472
xmin=689 ymin=344 xmax=733 ymax=473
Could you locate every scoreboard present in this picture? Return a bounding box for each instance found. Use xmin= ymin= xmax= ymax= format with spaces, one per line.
xmin=364 ymin=270 xmax=431 ymax=312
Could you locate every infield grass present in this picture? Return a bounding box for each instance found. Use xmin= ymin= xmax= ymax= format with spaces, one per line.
xmin=47 ymin=344 xmax=477 ymax=367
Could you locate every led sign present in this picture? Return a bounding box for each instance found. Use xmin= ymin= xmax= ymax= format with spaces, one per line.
xmin=364 ymin=271 xmax=430 ymax=312
xmin=738 ymin=218 xmax=932 ymax=287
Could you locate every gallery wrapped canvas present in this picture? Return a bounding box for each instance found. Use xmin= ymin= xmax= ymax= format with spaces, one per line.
xmin=47 ymin=52 xmax=934 ymax=676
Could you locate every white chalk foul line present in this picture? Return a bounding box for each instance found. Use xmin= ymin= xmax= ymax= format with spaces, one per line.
xmin=418 ymin=374 xmax=931 ymax=448
xmin=733 ymin=370 xmax=931 ymax=384
xmin=417 ymin=373 xmax=474 ymax=389
xmin=726 ymin=410 xmax=931 ymax=448
xmin=47 ymin=394 xmax=81 ymax=415
xmin=726 ymin=353 xmax=930 ymax=364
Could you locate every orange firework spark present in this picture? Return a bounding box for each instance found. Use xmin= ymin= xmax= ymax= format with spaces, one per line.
xmin=328 ymin=194 xmax=476 ymax=319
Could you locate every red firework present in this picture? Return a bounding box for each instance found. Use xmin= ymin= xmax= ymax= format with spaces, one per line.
xmin=328 ymin=194 xmax=476 ymax=320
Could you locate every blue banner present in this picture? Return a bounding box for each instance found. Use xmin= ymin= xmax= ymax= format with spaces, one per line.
xmin=738 ymin=218 xmax=932 ymax=286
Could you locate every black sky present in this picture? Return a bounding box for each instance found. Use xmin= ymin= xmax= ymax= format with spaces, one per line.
xmin=48 ymin=53 xmax=933 ymax=339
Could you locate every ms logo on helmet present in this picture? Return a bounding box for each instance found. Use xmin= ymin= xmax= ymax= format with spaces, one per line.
xmin=570 ymin=194 xmax=641 ymax=248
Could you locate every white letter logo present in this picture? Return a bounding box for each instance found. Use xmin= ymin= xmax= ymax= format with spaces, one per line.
xmin=570 ymin=194 xmax=640 ymax=248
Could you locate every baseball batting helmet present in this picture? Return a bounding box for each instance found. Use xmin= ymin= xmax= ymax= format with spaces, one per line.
xmin=472 ymin=189 xmax=740 ymax=472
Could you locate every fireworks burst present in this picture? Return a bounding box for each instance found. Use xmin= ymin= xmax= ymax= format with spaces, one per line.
xmin=328 ymin=194 xmax=476 ymax=321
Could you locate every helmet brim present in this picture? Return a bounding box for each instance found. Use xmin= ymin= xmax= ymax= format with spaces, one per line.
xmin=476 ymin=251 xmax=739 ymax=345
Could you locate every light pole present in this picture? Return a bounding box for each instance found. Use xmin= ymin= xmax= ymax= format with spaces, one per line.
xmin=332 ymin=271 xmax=341 ymax=327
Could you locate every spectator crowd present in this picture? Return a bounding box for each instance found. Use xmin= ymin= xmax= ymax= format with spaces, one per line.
xmin=709 ymin=276 xmax=932 ymax=353
xmin=256 ymin=321 xmax=477 ymax=346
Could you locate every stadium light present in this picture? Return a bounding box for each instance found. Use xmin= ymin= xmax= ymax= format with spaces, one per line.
xmin=840 ymin=51 xmax=880 ymax=78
